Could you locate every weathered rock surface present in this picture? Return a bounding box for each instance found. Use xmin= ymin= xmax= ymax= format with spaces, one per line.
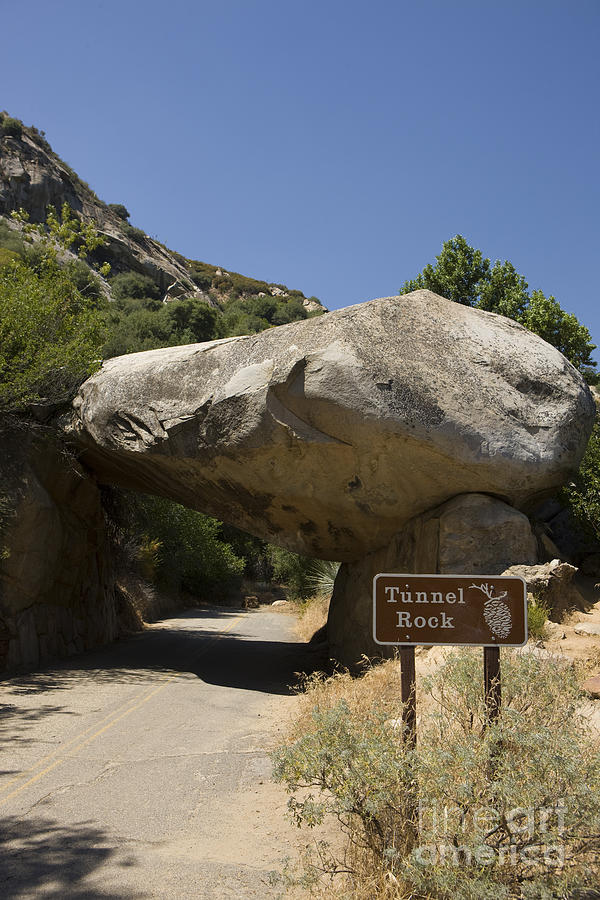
xmin=327 ymin=494 xmax=538 ymax=666
xmin=0 ymin=429 xmax=120 ymax=672
xmin=574 ymin=622 xmax=600 ymax=637
xmin=583 ymin=674 xmax=600 ymax=696
xmin=69 ymin=290 xmax=594 ymax=561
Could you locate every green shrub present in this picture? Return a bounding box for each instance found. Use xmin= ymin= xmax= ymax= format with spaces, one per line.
xmin=103 ymin=296 xmax=220 ymax=357
xmin=164 ymin=298 xmax=218 ymax=343
xmin=212 ymin=275 xmax=232 ymax=292
xmin=188 ymin=261 xmax=218 ymax=291
xmin=0 ymin=216 xmax=107 ymax=412
xmin=268 ymin=546 xmax=315 ymax=600
xmin=527 ymin=596 xmax=549 ymax=640
xmin=272 ymin=650 xmax=600 ymax=898
xmin=0 ymin=248 xmax=20 ymax=268
xmin=120 ymin=222 xmax=147 ymax=241
xmin=190 ymin=269 xmax=213 ymax=290
xmin=28 ymin=125 xmax=52 ymax=153
xmin=109 ymin=271 xmax=160 ymax=301
xmin=219 ymin=524 xmax=273 ymax=580
xmin=562 ymin=419 xmax=600 ymax=542
xmin=62 ymin=258 xmax=104 ymax=299
xmin=102 ymin=306 xmax=173 ymax=357
xmin=271 ymin=297 xmax=308 ymax=326
xmin=0 ymin=219 xmax=26 ymax=256
xmin=1 ymin=116 xmax=23 ymax=138
xmin=228 ymin=272 xmax=272 ymax=296
xmin=107 ymin=203 xmax=130 ymax=221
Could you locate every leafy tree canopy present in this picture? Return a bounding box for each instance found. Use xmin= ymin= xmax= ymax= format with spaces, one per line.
xmin=0 ymin=206 xmax=108 ymax=412
xmin=401 ymin=235 xmax=596 ymax=374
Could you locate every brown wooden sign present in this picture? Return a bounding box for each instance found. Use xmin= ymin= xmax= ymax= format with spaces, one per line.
xmin=373 ymin=574 xmax=527 ymax=647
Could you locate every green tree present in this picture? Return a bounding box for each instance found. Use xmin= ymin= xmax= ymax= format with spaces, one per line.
xmin=0 ymin=258 xmax=106 ymax=411
xmin=0 ymin=209 xmax=108 ymax=412
xmin=522 ymin=290 xmax=596 ymax=371
xmin=477 ymin=258 xmax=529 ymax=319
xmin=561 ymin=419 xmax=600 ymax=541
xmin=401 ymin=235 xmax=596 ymax=373
xmin=402 ymin=235 xmax=490 ymax=306
xmin=124 ymin=493 xmax=244 ymax=596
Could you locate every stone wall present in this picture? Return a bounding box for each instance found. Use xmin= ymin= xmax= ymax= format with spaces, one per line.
xmin=0 ymin=428 xmax=120 ymax=674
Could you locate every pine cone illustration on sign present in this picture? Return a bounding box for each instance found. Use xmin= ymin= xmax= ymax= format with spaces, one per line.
xmin=470 ymin=583 xmax=512 ymax=639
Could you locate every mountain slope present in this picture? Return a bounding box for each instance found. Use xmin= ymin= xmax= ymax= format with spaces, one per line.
xmin=0 ymin=111 xmax=324 ymax=314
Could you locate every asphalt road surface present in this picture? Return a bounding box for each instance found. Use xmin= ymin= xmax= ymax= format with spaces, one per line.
xmin=0 ymin=607 xmax=326 ymax=899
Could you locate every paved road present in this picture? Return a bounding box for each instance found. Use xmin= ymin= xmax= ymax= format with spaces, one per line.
xmin=0 ymin=607 xmax=325 ymax=899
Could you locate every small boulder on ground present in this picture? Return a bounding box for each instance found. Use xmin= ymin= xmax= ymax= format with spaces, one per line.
xmin=574 ymin=622 xmax=600 ymax=637
xmin=582 ymin=675 xmax=600 ymax=696
xmin=502 ymin=559 xmax=585 ymax=620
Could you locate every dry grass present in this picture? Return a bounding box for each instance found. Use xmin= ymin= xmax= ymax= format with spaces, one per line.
xmin=289 ymin=655 xmax=403 ymax=741
xmin=294 ymin=593 xmax=331 ymax=643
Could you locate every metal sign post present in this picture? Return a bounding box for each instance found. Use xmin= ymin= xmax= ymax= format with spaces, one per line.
xmin=399 ymin=645 xmax=417 ymax=747
xmin=373 ymin=574 xmax=528 ymax=745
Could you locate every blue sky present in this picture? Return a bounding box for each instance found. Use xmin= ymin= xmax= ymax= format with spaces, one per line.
xmin=3 ymin=0 xmax=599 ymax=360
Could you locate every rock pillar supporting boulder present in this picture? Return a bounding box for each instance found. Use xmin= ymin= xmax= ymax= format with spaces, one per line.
xmin=327 ymin=494 xmax=538 ymax=668
xmin=0 ymin=429 xmax=119 ymax=673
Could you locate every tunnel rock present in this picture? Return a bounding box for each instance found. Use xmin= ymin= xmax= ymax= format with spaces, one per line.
xmin=68 ymin=290 xmax=595 ymax=560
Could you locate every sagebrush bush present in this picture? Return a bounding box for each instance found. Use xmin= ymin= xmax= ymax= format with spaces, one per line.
xmin=272 ymin=650 xmax=600 ymax=898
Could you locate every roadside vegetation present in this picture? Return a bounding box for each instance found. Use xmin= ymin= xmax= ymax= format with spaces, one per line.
xmin=0 ymin=206 xmax=108 ymax=413
xmin=272 ymin=650 xmax=600 ymax=898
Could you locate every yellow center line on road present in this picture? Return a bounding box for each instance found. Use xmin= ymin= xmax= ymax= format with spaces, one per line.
xmin=0 ymin=612 xmax=245 ymax=807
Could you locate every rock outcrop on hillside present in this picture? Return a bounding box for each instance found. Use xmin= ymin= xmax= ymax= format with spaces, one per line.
xmin=0 ymin=126 xmax=199 ymax=297
xmin=69 ymin=290 xmax=595 ymax=561
xmin=0 ymin=118 xmax=326 ymax=313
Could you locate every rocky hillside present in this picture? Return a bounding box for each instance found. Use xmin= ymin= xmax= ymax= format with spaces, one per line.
xmin=0 ymin=111 xmax=324 ymax=313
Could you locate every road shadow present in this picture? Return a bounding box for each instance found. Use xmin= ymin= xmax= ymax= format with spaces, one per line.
xmin=0 ymin=701 xmax=80 ymax=760
xmin=0 ymin=607 xmax=330 ymax=701
xmin=0 ymin=815 xmax=144 ymax=899
xmin=190 ymin=632 xmax=328 ymax=694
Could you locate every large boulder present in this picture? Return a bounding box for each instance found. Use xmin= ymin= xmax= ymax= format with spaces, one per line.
xmin=68 ymin=290 xmax=595 ymax=560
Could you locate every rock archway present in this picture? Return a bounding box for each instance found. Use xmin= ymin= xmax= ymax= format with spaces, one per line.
xmin=67 ymin=290 xmax=595 ymax=665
